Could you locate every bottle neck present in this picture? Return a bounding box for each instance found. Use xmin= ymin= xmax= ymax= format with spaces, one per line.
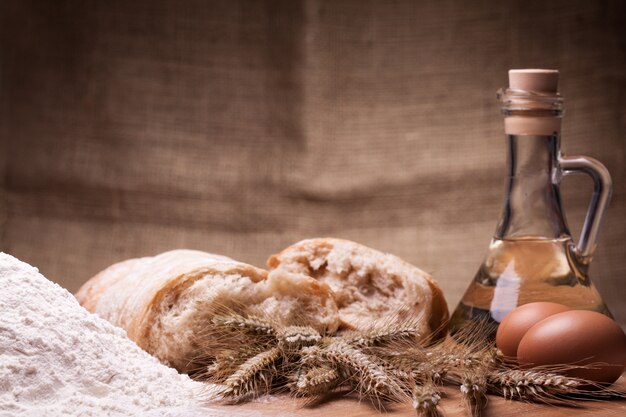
xmin=495 ymin=133 xmax=571 ymax=240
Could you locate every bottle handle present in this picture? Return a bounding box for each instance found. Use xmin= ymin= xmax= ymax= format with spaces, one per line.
xmin=558 ymin=155 xmax=612 ymax=261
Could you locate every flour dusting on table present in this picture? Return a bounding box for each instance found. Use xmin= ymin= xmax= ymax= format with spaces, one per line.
xmin=0 ymin=253 xmax=205 ymax=417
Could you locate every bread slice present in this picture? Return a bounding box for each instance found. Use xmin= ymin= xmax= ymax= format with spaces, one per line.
xmin=267 ymin=238 xmax=449 ymax=341
xmin=76 ymin=249 xmax=339 ymax=372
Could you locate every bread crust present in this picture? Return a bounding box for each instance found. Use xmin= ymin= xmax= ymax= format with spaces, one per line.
xmin=268 ymin=238 xmax=449 ymax=341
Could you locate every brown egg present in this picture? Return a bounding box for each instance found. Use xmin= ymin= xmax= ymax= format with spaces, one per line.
xmin=495 ymin=302 xmax=571 ymax=358
xmin=517 ymin=310 xmax=626 ymax=384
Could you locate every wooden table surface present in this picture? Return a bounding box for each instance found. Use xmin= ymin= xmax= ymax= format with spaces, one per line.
xmin=181 ymin=376 xmax=626 ymax=417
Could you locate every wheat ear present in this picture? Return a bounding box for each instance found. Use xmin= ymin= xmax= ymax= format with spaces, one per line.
xmin=222 ymin=346 xmax=282 ymax=400
xmin=323 ymin=340 xmax=406 ymax=403
xmin=460 ymin=373 xmax=487 ymax=417
xmin=488 ymin=369 xmax=583 ymax=402
xmin=411 ymin=379 xmax=442 ymax=417
xmin=278 ymin=325 xmax=322 ymax=349
xmin=211 ymin=314 xmax=276 ymax=336
xmin=373 ymin=347 xmax=449 ymax=384
xmin=343 ymin=325 xmax=422 ymax=348
xmin=429 ymin=338 xmax=495 ymax=372
xmin=205 ymin=348 xmax=261 ymax=382
xmin=343 ymin=311 xmax=429 ymax=349
xmin=292 ymin=366 xmax=341 ymax=396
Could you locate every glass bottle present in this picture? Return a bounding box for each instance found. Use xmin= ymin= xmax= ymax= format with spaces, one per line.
xmin=449 ymin=69 xmax=613 ymax=336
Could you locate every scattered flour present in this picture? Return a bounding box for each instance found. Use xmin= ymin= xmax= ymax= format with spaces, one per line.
xmin=0 ymin=253 xmax=208 ymax=417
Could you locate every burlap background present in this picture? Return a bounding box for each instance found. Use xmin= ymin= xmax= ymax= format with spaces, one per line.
xmin=1 ymin=1 xmax=624 ymax=322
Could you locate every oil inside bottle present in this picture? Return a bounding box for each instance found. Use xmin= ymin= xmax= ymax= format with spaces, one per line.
xmin=449 ymin=236 xmax=611 ymax=336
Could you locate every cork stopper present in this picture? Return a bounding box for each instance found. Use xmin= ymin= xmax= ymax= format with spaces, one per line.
xmin=504 ymin=69 xmax=562 ymax=135
xmin=509 ymin=69 xmax=559 ymax=93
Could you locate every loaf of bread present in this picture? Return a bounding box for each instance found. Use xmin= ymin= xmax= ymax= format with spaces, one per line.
xmin=267 ymin=238 xmax=449 ymax=341
xmin=76 ymin=249 xmax=339 ymax=372
xmin=77 ymin=240 xmax=449 ymax=371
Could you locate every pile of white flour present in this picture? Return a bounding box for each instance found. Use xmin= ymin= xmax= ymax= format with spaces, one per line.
xmin=0 ymin=253 xmax=208 ymax=417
